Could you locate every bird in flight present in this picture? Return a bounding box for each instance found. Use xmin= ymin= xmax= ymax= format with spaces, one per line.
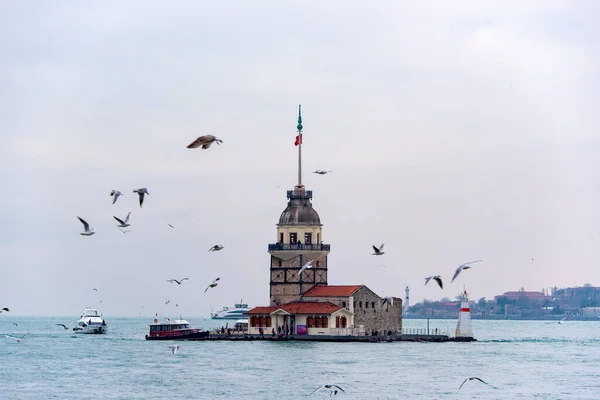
xmin=208 ymin=244 xmax=224 ymax=252
xmin=205 ymin=278 xmax=220 ymax=293
xmin=113 ymin=212 xmax=131 ymax=228
xmin=313 ymin=170 xmax=332 ymax=175
xmin=93 ymin=288 xmax=98 ymax=292
xmin=168 ymin=224 xmax=175 ymax=229
xmin=451 ymin=260 xmax=482 ymax=283
xmin=55 ymin=324 xmax=69 ymax=330
xmin=0 ymin=307 xmax=9 ymax=313
xmin=459 ymin=377 xmax=488 ymax=390
xmin=310 ymin=384 xmax=346 ymax=396
xmin=187 ymin=135 xmax=223 ymax=150
xmin=133 ymin=188 xmax=149 ymax=207
xmin=382 ymin=296 xmax=394 ymax=306
xmin=165 ymin=300 xmax=170 ymax=306
xmin=5 ymin=332 xmax=29 ymax=342
xmin=168 ymin=345 xmax=180 ymax=354
xmin=372 ymin=244 xmax=385 ymax=256
xmin=298 ymin=260 xmax=314 ymax=276
xmin=110 ymin=190 xmax=122 ymax=204
xmin=167 ymin=278 xmax=189 ymax=285
xmin=425 ymin=275 xmax=444 ymax=290
xmin=77 ymin=217 xmax=95 ymax=236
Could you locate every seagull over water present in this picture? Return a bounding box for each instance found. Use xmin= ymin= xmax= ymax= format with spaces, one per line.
xmin=77 ymin=217 xmax=95 ymax=236
xmin=313 ymin=170 xmax=332 ymax=175
xmin=451 ymin=260 xmax=482 ymax=283
xmin=167 ymin=278 xmax=189 ymax=285
xmin=425 ymin=275 xmax=444 ymax=290
xmin=168 ymin=345 xmax=180 ymax=354
xmin=372 ymin=244 xmax=385 ymax=256
xmin=55 ymin=324 xmax=69 ymax=330
xmin=133 ymin=188 xmax=149 ymax=207
xmin=110 ymin=190 xmax=122 ymax=204
xmin=204 ymin=278 xmax=220 ymax=293
xmin=0 ymin=307 xmax=9 ymax=313
xmin=187 ymin=135 xmax=223 ymax=150
xmin=459 ymin=377 xmax=488 ymax=390
xmin=5 ymin=332 xmax=29 ymax=342
xmin=113 ymin=212 xmax=131 ymax=228
xmin=310 ymin=384 xmax=346 ymax=396
xmin=208 ymin=244 xmax=224 ymax=252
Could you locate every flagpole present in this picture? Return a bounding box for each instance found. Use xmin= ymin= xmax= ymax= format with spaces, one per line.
xmin=297 ymin=104 xmax=303 ymax=188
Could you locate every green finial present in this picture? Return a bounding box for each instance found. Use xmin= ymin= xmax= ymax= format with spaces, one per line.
xmin=297 ymin=104 xmax=303 ymax=131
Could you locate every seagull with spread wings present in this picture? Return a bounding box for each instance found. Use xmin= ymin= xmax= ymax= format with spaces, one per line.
xmin=77 ymin=217 xmax=95 ymax=236
xmin=113 ymin=212 xmax=131 ymax=228
xmin=167 ymin=278 xmax=189 ymax=285
xmin=425 ymin=275 xmax=444 ymax=290
xmin=459 ymin=377 xmax=488 ymax=390
xmin=5 ymin=332 xmax=29 ymax=342
xmin=372 ymin=244 xmax=385 ymax=256
xmin=310 ymin=384 xmax=346 ymax=396
xmin=110 ymin=190 xmax=122 ymax=204
xmin=204 ymin=278 xmax=220 ymax=293
xmin=208 ymin=244 xmax=224 ymax=252
xmin=313 ymin=170 xmax=332 ymax=175
xmin=0 ymin=307 xmax=9 ymax=313
xmin=187 ymin=135 xmax=223 ymax=150
xmin=55 ymin=324 xmax=70 ymax=330
xmin=451 ymin=260 xmax=482 ymax=283
xmin=133 ymin=188 xmax=149 ymax=207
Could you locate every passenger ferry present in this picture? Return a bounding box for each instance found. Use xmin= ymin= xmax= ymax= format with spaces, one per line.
xmin=73 ymin=307 xmax=107 ymax=334
xmin=210 ymin=300 xmax=251 ymax=319
xmin=145 ymin=316 xmax=210 ymax=341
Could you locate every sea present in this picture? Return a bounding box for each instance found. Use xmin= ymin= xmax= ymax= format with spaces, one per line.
xmin=1 ymin=316 xmax=599 ymax=399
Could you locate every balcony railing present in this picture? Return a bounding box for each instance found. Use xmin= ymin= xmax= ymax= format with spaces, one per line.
xmin=268 ymin=243 xmax=331 ymax=252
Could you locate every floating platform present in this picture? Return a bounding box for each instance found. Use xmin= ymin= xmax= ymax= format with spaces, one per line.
xmin=186 ymin=333 xmax=476 ymax=343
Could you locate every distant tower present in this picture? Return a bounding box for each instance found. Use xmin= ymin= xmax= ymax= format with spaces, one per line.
xmin=404 ymin=286 xmax=410 ymax=312
xmin=455 ymin=288 xmax=474 ymax=338
xmin=268 ymin=105 xmax=330 ymax=306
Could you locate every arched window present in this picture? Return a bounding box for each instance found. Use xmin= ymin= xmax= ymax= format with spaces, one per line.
xmin=336 ymin=316 xmax=340 ymax=328
xmin=315 ymin=316 xmax=321 ymax=328
xmin=341 ymin=316 xmax=347 ymax=328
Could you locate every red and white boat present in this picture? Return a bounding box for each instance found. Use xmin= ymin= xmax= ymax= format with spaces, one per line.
xmin=145 ymin=316 xmax=210 ymax=341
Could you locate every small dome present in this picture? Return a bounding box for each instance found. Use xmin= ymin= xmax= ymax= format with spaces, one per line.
xmin=278 ymin=194 xmax=321 ymax=226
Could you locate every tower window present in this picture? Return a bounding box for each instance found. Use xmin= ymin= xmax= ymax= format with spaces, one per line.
xmin=278 ymin=260 xmax=282 ymax=267
xmin=359 ymin=302 xmax=363 ymax=308
xmin=304 ymin=233 xmax=312 ymax=244
xmin=279 ymin=233 xmax=284 ymax=243
xmin=290 ymin=233 xmax=297 ymax=244
xmin=371 ymin=302 xmax=375 ymax=308
xmin=365 ymin=302 xmax=369 ymax=308
xmin=317 ymin=233 xmax=320 ymax=243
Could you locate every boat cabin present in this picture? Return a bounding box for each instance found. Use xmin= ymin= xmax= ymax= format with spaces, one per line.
xmin=233 ymin=319 xmax=248 ymax=331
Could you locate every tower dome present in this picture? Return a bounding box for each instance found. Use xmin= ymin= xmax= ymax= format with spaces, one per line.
xmin=278 ymin=188 xmax=322 ymax=226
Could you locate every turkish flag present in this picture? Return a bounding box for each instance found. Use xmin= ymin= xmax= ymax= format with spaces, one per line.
xmin=294 ymin=134 xmax=302 ymax=146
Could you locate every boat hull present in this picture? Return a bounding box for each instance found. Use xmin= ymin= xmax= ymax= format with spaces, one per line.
xmin=73 ymin=326 xmax=107 ymax=334
xmin=145 ymin=331 xmax=210 ymax=341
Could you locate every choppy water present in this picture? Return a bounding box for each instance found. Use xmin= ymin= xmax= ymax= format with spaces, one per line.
xmin=1 ymin=317 xmax=600 ymax=399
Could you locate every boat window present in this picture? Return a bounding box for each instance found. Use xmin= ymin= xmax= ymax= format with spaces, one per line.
xmin=85 ymin=310 xmax=99 ymax=317
xmin=184 ymin=324 xmax=190 ymax=328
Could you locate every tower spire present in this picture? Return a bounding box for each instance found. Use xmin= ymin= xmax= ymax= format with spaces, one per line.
xmin=296 ymin=104 xmax=303 ymax=188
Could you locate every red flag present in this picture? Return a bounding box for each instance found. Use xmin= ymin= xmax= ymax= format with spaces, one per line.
xmin=294 ymin=134 xmax=302 ymax=146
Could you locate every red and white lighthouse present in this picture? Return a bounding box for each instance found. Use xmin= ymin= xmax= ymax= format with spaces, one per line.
xmin=455 ymin=289 xmax=474 ymax=338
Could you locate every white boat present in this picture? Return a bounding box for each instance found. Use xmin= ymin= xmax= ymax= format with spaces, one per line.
xmin=72 ymin=307 xmax=107 ymax=334
xmin=210 ymin=300 xmax=251 ymax=319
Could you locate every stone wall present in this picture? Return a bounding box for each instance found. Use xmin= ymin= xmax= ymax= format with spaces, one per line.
xmin=351 ymin=286 xmax=403 ymax=334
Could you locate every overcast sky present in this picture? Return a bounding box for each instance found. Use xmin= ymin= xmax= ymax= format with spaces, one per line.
xmin=1 ymin=1 xmax=599 ymax=316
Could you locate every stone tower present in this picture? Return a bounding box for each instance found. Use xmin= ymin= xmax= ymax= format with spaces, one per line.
xmin=268 ymin=105 xmax=331 ymax=306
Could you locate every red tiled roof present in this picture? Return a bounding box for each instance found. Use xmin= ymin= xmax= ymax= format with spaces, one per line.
xmin=247 ymin=302 xmax=342 ymax=315
xmin=247 ymin=306 xmax=278 ymax=314
xmin=302 ymin=285 xmax=362 ymax=297
xmin=280 ymin=301 xmax=342 ymax=314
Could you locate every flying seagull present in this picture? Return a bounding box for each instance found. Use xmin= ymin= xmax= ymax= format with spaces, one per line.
xmin=372 ymin=244 xmax=385 ymax=256
xmin=167 ymin=278 xmax=189 ymax=285
xmin=113 ymin=212 xmax=131 ymax=228
xmin=133 ymin=188 xmax=149 ymax=207
xmin=5 ymin=332 xmax=29 ymax=342
xmin=382 ymin=296 xmax=394 ymax=306
xmin=168 ymin=224 xmax=175 ymax=229
xmin=310 ymin=384 xmax=346 ymax=396
xmin=425 ymin=275 xmax=444 ymax=290
xmin=55 ymin=324 xmax=69 ymax=330
xmin=0 ymin=307 xmax=9 ymax=313
xmin=168 ymin=345 xmax=180 ymax=354
xmin=187 ymin=135 xmax=223 ymax=150
xmin=204 ymin=278 xmax=220 ymax=293
xmin=110 ymin=190 xmax=122 ymax=204
xmin=313 ymin=170 xmax=332 ymax=175
xmin=165 ymin=300 xmax=170 ymax=306
xmin=77 ymin=217 xmax=95 ymax=236
xmin=459 ymin=377 xmax=488 ymax=390
xmin=451 ymin=260 xmax=482 ymax=283
xmin=298 ymin=260 xmax=314 ymax=276
xmin=208 ymin=244 xmax=224 ymax=252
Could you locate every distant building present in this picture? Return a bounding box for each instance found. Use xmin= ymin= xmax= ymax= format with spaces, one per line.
xmin=495 ymin=290 xmax=547 ymax=302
